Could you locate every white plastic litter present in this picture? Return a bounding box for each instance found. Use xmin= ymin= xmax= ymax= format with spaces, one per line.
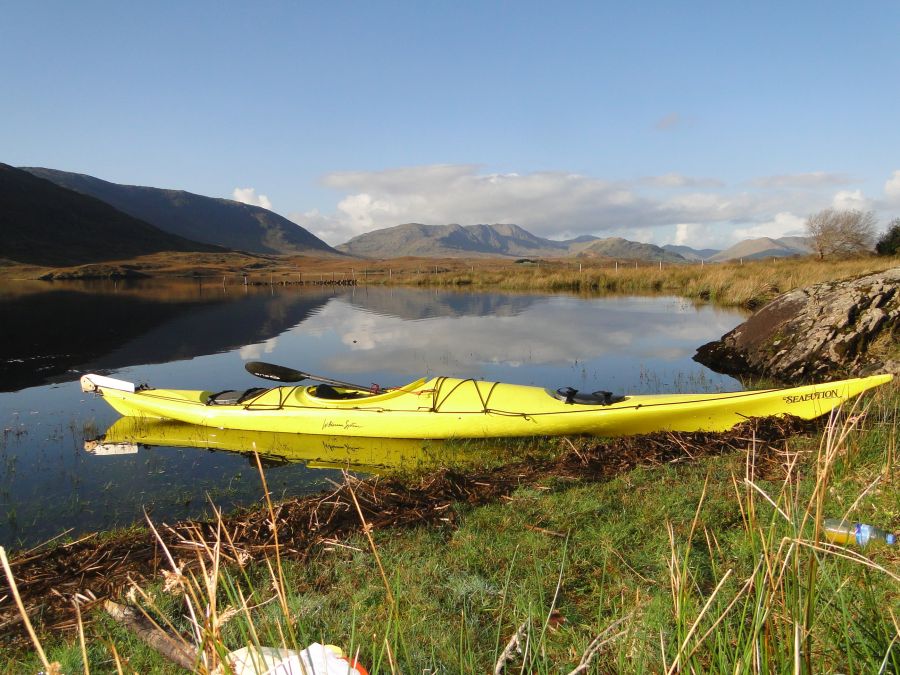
xmin=226 ymin=643 xmax=362 ymax=675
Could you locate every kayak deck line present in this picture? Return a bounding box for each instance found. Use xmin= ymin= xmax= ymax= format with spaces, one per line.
xmin=80 ymin=372 xmax=894 ymax=439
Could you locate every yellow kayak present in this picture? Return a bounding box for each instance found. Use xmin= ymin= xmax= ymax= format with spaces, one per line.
xmin=80 ymin=371 xmax=893 ymax=439
xmin=86 ymin=417 xmax=478 ymax=473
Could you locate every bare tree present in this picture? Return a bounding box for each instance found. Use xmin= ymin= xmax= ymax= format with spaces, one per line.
xmin=805 ymin=208 xmax=877 ymax=259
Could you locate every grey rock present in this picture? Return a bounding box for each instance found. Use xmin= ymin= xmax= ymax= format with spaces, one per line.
xmin=695 ymin=268 xmax=900 ymax=382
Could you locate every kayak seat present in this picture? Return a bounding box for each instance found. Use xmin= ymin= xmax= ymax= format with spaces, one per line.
xmin=313 ymin=384 xmax=367 ymax=400
xmin=206 ymin=388 xmax=268 ymax=406
xmin=552 ymin=387 xmax=626 ymax=406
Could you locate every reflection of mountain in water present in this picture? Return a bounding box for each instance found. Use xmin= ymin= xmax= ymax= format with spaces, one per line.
xmin=0 ymin=285 xmax=333 ymax=391
xmin=339 ymin=287 xmax=544 ymax=320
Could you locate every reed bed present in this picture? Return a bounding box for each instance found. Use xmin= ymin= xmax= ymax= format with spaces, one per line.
xmin=381 ymin=256 xmax=899 ymax=308
xmin=1 ymin=383 xmax=898 ymax=672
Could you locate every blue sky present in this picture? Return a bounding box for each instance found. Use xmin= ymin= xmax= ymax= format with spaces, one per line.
xmin=3 ymin=1 xmax=899 ymax=248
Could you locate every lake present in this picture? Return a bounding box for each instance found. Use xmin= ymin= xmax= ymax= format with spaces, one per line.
xmin=0 ymin=280 xmax=747 ymax=548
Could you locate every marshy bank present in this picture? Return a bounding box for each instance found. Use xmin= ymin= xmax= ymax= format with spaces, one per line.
xmin=1 ymin=377 xmax=897 ymax=672
xmin=369 ymin=256 xmax=899 ymax=310
xmin=7 ymin=254 xmax=899 ymax=310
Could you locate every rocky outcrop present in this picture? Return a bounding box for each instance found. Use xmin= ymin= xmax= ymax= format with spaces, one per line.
xmin=694 ymin=268 xmax=900 ymax=382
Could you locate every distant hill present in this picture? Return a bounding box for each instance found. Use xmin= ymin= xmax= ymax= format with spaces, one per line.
xmin=774 ymin=236 xmax=813 ymax=253
xmin=708 ymin=236 xmax=812 ymax=262
xmin=662 ymin=244 xmax=720 ymax=261
xmin=338 ymin=224 xmax=698 ymax=261
xmin=23 ymin=167 xmax=338 ymax=256
xmin=560 ymin=235 xmax=600 ymax=255
xmin=0 ymin=163 xmax=220 ymax=266
xmin=578 ymin=237 xmax=687 ymax=262
xmin=337 ymin=223 xmax=570 ymax=258
xmin=336 ymin=219 xmax=813 ymax=264
xmin=561 ymin=235 xmax=600 ymax=245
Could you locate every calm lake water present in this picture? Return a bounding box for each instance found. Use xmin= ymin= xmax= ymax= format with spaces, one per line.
xmin=0 ymin=280 xmax=747 ymax=548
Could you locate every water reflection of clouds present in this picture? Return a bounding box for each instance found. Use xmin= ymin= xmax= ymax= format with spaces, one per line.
xmin=297 ymin=295 xmax=743 ymax=379
xmin=239 ymin=337 xmax=279 ymax=360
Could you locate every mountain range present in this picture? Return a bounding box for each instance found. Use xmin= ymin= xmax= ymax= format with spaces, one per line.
xmin=576 ymin=237 xmax=687 ymax=262
xmin=338 ymin=223 xmax=571 ymax=258
xmin=0 ymin=164 xmax=220 ymax=266
xmin=337 ymin=223 xmax=697 ymax=261
xmin=22 ymin=167 xmax=338 ymax=257
xmin=662 ymin=244 xmax=721 ymax=261
xmin=2 ymin=164 xmax=815 ymax=267
xmin=338 ymin=222 xmax=812 ymax=262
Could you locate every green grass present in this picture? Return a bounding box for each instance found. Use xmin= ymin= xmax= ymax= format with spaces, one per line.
xmin=3 ymin=383 xmax=898 ymax=673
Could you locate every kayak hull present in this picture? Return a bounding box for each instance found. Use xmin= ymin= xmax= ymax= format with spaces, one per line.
xmin=81 ymin=373 xmax=894 ymax=439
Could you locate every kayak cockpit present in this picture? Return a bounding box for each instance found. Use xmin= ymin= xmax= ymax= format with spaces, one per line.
xmin=206 ymin=388 xmax=269 ymax=405
xmin=297 ymin=377 xmax=429 ymax=406
xmin=310 ymin=384 xmax=370 ymax=400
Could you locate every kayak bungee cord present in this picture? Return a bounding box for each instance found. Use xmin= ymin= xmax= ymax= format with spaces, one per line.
xmin=431 ymin=377 xmax=501 ymax=414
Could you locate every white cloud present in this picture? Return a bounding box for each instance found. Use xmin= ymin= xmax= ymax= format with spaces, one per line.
xmin=884 ymin=170 xmax=900 ymax=204
xmin=290 ymin=208 xmax=355 ymax=246
xmin=305 ymin=166 xmax=749 ymax=242
xmin=285 ymin=164 xmax=892 ymax=249
xmin=674 ymin=223 xmax=714 ymax=246
xmin=731 ymin=212 xmax=806 ymax=242
xmin=232 ymin=187 xmax=272 ymax=210
xmin=831 ymin=189 xmax=872 ymax=212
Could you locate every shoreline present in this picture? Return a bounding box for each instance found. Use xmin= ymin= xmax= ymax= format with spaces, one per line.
xmin=0 ymin=416 xmax=815 ymax=648
xmin=2 ymin=253 xmax=897 ymax=310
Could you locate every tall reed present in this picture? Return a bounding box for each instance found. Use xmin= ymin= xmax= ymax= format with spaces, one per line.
xmin=370 ymin=256 xmax=898 ymax=308
xmin=658 ymin=397 xmax=900 ymax=672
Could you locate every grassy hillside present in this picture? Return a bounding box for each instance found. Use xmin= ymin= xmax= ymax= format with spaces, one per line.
xmin=23 ymin=167 xmax=338 ymax=256
xmin=0 ymin=164 xmax=220 ymax=266
xmin=708 ymin=236 xmax=811 ymax=262
xmin=578 ymin=236 xmax=687 ymax=262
